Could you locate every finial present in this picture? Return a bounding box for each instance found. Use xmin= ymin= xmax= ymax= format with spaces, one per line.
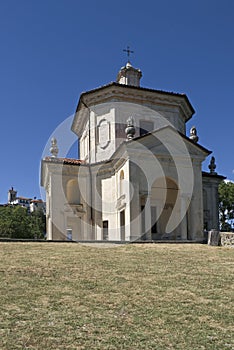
xmin=123 ymin=46 xmax=134 ymax=63
xmin=50 ymin=137 xmax=59 ymax=157
xmin=125 ymin=116 xmax=136 ymax=140
xmin=189 ymin=126 xmax=199 ymax=143
xmin=209 ymin=156 xmax=217 ymax=175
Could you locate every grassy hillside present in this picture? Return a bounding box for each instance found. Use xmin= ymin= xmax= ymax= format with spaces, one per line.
xmin=0 ymin=243 xmax=233 ymax=350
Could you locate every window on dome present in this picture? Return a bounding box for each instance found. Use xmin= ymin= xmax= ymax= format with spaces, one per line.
xmin=140 ymin=120 xmax=154 ymax=136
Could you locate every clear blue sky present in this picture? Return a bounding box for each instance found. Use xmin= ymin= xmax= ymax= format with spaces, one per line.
xmin=0 ymin=0 xmax=233 ymax=203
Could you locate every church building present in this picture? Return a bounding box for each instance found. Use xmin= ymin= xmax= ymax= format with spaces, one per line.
xmin=41 ymin=60 xmax=224 ymax=241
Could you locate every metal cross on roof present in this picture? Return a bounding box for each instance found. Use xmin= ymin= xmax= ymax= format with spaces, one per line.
xmin=123 ymin=46 xmax=134 ymax=60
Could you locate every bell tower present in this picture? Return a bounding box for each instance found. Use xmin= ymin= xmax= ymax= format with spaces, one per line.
xmin=8 ymin=187 xmax=17 ymax=203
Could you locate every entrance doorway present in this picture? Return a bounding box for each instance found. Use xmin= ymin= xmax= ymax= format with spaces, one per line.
xmin=151 ymin=206 xmax=157 ymax=240
xmin=120 ymin=210 xmax=125 ymax=241
xmin=151 ymin=177 xmax=179 ymax=239
xmin=103 ymin=221 xmax=109 ymax=241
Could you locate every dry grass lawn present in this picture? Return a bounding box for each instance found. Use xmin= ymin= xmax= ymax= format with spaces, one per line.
xmin=0 ymin=243 xmax=233 ymax=350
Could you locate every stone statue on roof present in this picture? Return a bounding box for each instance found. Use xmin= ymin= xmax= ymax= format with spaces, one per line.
xmin=125 ymin=116 xmax=136 ymax=140
xmin=50 ymin=138 xmax=59 ymax=158
xmin=209 ymin=156 xmax=217 ymax=175
xmin=189 ymin=126 xmax=199 ymax=143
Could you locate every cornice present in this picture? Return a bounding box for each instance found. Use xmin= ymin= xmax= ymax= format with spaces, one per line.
xmin=202 ymin=171 xmax=226 ymax=181
xmin=84 ymin=87 xmax=193 ymax=119
xmin=71 ymin=83 xmax=195 ymax=137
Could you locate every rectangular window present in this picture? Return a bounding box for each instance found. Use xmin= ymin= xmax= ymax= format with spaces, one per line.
xmin=140 ymin=120 xmax=154 ymax=136
xmin=103 ymin=221 xmax=109 ymax=241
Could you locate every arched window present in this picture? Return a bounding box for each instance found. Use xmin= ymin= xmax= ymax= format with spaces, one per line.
xmin=120 ymin=170 xmax=124 ymax=196
xmin=66 ymin=179 xmax=80 ymax=204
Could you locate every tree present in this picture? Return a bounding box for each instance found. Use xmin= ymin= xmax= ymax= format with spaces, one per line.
xmin=0 ymin=205 xmax=45 ymax=239
xmin=218 ymin=181 xmax=234 ymax=231
xmin=30 ymin=209 xmax=46 ymax=239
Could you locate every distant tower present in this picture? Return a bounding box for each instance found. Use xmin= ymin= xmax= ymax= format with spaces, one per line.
xmin=8 ymin=187 xmax=17 ymax=203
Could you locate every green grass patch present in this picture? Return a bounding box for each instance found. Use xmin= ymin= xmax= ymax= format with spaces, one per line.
xmin=0 ymin=243 xmax=233 ymax=349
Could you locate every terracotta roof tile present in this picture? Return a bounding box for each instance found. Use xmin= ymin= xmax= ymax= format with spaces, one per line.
xmin=44 ymin=157 xmax=85 ymax=165
xmin=16 ymin=197 xmax=31 ymax=201
xmin=77 ymin=82 xmax=195 ymax=115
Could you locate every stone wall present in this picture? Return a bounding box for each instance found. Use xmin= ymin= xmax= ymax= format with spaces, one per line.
xmin=220 ymin=232 xmax=234 ymax=247
xmin=208 ymin=230 xmax=234 ymax=247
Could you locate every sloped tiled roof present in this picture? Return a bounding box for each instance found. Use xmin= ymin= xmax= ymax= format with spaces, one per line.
xmin=44 ymin=157 xmax=85 ymax=165
xmin=79 ymin=82 xmax=193 ymax=105
xmin=16 ymin=197 xmax=31 ymax=201
xmin=130 ymin=126 xmax=212 ymax=155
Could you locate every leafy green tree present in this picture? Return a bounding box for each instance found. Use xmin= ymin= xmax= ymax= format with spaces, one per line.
xmin=30 ymin=209 xmax=46 ymax=239
xmin=218 ymin=181 xmax=234 ymax=231
xmin=0 ymin=205 xmax=45 ymax=239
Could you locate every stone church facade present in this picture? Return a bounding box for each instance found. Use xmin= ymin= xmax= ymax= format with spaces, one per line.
xmin=41 ymin=62 xmax=224 ymax=241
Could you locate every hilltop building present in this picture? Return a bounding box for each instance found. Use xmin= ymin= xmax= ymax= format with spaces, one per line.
xmin=41 ymin=61 xmax=225 ymax=241
xmin=7 ymin=187 xmax=45 ymax=213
